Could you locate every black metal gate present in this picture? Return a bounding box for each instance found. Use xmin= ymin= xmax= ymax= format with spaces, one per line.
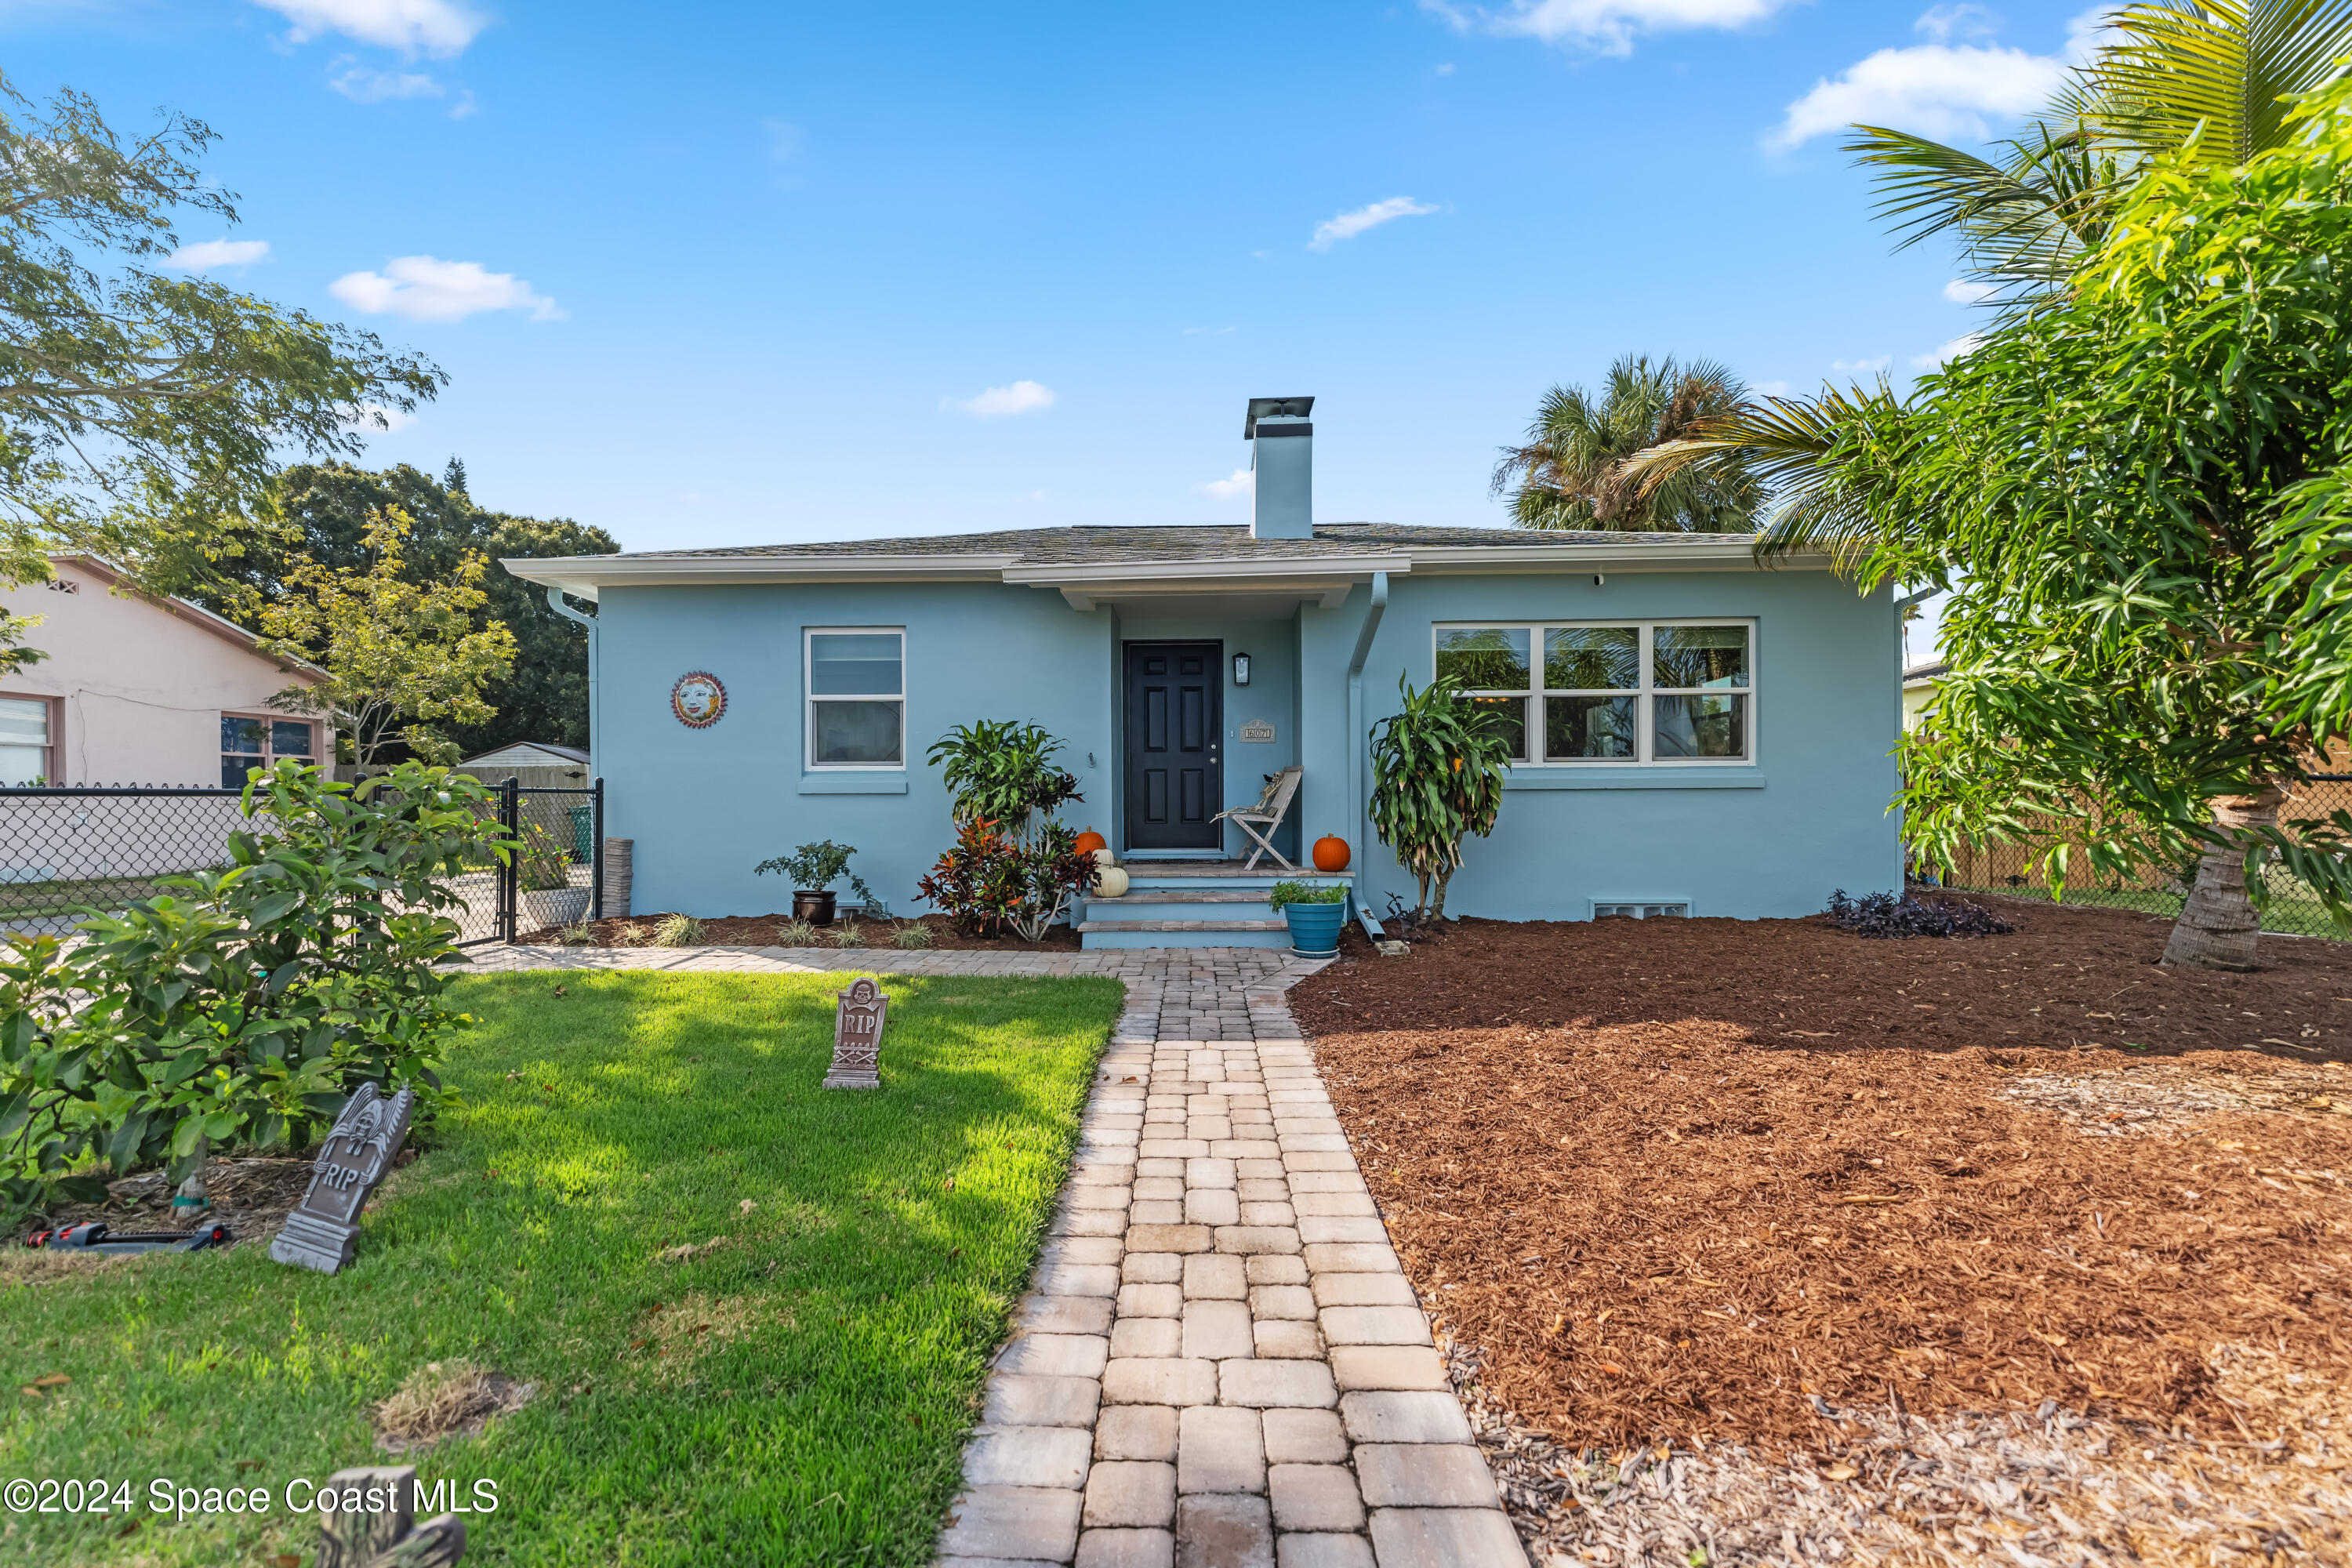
xmin=466 ymin=778 xmax=608 ymax=947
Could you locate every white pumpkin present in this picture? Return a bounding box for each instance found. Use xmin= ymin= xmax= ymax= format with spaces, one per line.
xmin=1093 ymin=865 xmax=1131 ymax=898
xmin=1091 ymin=847 xmax=1118 ymax=868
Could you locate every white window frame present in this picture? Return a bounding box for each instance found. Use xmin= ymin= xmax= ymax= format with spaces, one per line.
xmin=804 ymin=626 xmax=906 ymax=771
xmin=1432 ymin=618 xmax=1758 ymax=766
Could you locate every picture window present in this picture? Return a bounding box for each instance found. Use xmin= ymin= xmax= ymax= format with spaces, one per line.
xmin=1434 ymin=621 xmax=1753 ymax=764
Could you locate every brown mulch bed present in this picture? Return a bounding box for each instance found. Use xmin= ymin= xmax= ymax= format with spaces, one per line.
xmin=1290 ymin=901 xmax=2352 ymax=1461
xmin=514 ymin=912 xmax=1081 ymax=952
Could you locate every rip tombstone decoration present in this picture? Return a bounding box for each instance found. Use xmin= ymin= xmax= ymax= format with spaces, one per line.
xmin=270 ymin=1083 xmax=415 ymax=1275
xmin=825 ymin=977 xmax=889 ymax=1090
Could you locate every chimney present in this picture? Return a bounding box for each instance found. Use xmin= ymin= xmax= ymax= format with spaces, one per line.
xmin=1244 ymin=396 xmax=1314 ymax=539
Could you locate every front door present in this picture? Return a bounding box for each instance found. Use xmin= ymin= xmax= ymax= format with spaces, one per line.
xmin=1123 ymin=641 xmax=1222 ymax=852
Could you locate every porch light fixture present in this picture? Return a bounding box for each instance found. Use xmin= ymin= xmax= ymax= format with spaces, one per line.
xmin=1232 ymin=652 xmax=1251 ymax=687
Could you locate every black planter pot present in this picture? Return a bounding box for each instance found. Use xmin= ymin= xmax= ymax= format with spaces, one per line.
xmin=792 ymin=890 xmax=837 ymax=927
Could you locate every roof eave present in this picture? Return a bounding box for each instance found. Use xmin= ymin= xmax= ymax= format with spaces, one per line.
xmin=499 ymin=552 xmax=1025 ymax=600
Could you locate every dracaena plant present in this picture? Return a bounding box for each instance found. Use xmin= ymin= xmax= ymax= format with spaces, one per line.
xmin=0 ymin=760 xmax=508 ymax=1223
xmin=1368 ymin=675 xmax=1514 ymax=920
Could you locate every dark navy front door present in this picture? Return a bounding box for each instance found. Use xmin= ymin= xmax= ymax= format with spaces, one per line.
xmin=1123 ymin=641 xmax=1221 ymax=852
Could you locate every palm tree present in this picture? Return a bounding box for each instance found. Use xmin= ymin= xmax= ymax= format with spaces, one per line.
xmin=1853 ymin=1 xmax=2352 ymax=316
xmin=1489 ymin=354 xmax=1763 ymax=532
xmin=1626 ymin=2 xmax=2352 ymax=561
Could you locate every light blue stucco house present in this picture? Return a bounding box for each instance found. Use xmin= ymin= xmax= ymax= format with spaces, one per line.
xmin=503 ymin=397 xmax=1901 ymax=946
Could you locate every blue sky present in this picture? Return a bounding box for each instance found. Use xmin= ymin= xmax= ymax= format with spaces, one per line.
xmin=11 ymin=0 xmax=2095 ymax=604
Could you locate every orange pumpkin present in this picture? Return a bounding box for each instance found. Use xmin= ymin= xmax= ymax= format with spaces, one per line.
xmin=1072 ymin=827 xmax=1109 ymax=857
xmin=1312 ymin=834 xmax=1351 ymax=873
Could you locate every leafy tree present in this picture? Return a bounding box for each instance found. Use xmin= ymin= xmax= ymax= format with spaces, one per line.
xmin=1490 ymin=354 xmax=1762 ymax=531
xmin=256 ymin=509 xmax=518 ymax=768
xmin=1657 ymin=80 xmax=2352 ymax=970
xmin=1369 ymin=675 xmax=1515 ymax=920
xmin=0 ymin=78 xmax=440 ymax=669
xmin=0 ymin=761 xmax=504 ymax=1221
xmin=442 ymin=456 xmax=468 ymax=494
xmin=1851 ymin=0 xmax=2352 ymax=314
xmin=197 ymin=462 xmax=616 ymax=755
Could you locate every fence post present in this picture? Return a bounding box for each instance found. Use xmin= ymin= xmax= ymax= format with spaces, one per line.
xmin=590 ymin=776 xmax=605 ymax=922
xmin=499 ymin=777 xmax=520 ymax=944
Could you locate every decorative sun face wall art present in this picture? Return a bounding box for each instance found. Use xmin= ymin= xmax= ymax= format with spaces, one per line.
xmin=671 ymin=672 xmax=727 ymax=728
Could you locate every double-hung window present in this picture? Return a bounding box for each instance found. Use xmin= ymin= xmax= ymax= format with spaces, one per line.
xmin=0 ymin=697 xmax=53 ymax=784
xmin=1434 ymin=620 xmax=1753 ymax=764
xmin=806 ymin=629 xmax=904 ymax=768
xmin=220 ymin=715 xmax=318 ymax=787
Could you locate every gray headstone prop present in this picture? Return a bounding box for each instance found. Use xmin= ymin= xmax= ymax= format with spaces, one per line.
xmin=314 ymin=1465 xmax=466 ymax=1568
xmin=271 ymin=1083 xmax=415 ymax=1274
xmin=823 ymin=977 xmax=889 ymax=1090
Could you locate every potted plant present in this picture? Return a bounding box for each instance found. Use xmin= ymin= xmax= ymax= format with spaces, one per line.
xmin=1269 ymin=880 xmax=1348 ymax=956
xmin=518 ymin=822 xmax=590 ymax=930
xmin=753 ymin=840 xmax=875 ymax=927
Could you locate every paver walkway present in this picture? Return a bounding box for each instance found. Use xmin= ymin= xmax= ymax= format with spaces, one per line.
xmin=460 ymin=944 xmax=1526 ymax=1567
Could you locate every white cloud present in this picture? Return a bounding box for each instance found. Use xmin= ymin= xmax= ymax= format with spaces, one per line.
xmin=328 ymin=62 xmax=445 ymax=102
xmin=1914 ymin=332 xmax=1984 ymax=368
xmin=763 ymin=118 xmax=804 ymax=162
xmin=1831 ymin=354 xmax=1892 ymax=374
xmin=448 ymin=89 xmax=477 ymax=119
xmin=329 ymin=256 xmax=563 ymax=322
xmin=1200 ymin=467 xmax=1253 ymax=502
xmin=1943 ymin=278 xmax=1998 ymax=304
xmin=1308 ymin=196 xmax=1437 ymax=252
xmin=1752 ymin=379 xmax=1793 ymax=397
xmin=167 ymin=238 xmax=270 ymax=270
xmin=1424 ymin=0 xmax=1795 ymax=56
xmin=949 ymin=380 xmax=1056 ymax=418
xmin=337 ymin=402 xmax=416 ymax=434
xmin=1915 ymin=3 xmax=2000 ymax=43
xmin=254 ymin=0 xmax=488 ymax=57
xmin=1766 ymin=7 xmax=2097 ymax=151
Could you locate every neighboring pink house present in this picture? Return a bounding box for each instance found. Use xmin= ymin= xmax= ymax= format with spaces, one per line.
xmin=0 ymin=556 xmax=330 ymax=788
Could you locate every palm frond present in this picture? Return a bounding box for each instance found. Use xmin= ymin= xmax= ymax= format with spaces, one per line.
xmin=1621 ymin=383 xmax=1917 ymax=570
xmin=2092 ymin=0 xmax=2352 ymax=169
xmin=1844 ymin=123 xmax=2114 ymax=309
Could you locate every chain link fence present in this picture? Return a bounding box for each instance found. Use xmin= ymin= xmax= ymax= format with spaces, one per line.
xmin=1930 ymin=774 xmax=2352 ymax=939
xmin=0 ymin=779 xmax=603 ymax=946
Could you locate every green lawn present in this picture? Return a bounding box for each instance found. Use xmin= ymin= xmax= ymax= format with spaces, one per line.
xmin=1 ymin=969 xmax=1121 ymax=1566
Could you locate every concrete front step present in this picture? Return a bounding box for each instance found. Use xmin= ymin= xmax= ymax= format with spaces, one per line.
xmin=1115 ymin=858 xmax=1353 ymax=881
xmin=1076 ymin=917 xmax=1297 ymax=949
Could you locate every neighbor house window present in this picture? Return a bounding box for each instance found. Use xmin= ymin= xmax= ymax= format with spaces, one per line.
xmin=806 ymin=628 xmax=904 ymax=768
xmin=1432 ymin=621 xmax=1752 ymax=764
xmin=0 ymin=696 xmax=53 ymax=784
xmin=221 ymin=715 xmax=317 ymax=788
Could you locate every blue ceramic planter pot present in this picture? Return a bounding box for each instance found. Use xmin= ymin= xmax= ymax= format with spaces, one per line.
xmin=1283 ymin=901 xmax=1346 ymax=956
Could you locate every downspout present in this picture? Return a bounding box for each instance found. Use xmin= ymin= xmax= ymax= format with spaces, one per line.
xmin=1345 ymin=572 xmax=1390 ymax=905
xmin=545 ymin=587 xmax=599 ymax=775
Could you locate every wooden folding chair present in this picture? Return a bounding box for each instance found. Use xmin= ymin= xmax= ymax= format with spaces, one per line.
xmin=1212 ymin=764 xmax=1302 ymax=871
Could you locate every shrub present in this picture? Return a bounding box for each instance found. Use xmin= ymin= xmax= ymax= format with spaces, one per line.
xmin=1824 ymin=889 xmax=2016 ymax=939
xmin=752 ymin=840 xmax=875 ymax=907
xmin=1369 ymin=675 xmax=1514 ymax=920
xmin=1268 ymin=880 xmax=1347 ymax=910
xmin=916 ymin=817 xmax=1092 ymax=942
xmin=778 ymin=918 xmax=820 ymax=946
xmin=891 ymin=920 xmax=935 ymax=949
xmin=927 ymin=720 xmax=1080 ymax=838
xmin=557 ymin=921 xmax=596 ymax=946
xmin=652 ymin=913 xmax=702 ymax=947
xmin=917 ymin=720 xmax=1091 ymax=941
xmin=0 ymin=761 xmax=504 ymax=1219
xmin=517 ymin=822 xmax=572 ymax=892
xmin=827 ymin=920 xmax=866 ymax=949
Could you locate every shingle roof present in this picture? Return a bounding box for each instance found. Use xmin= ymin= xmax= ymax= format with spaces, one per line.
xmin=595 ymin=523 xmax=1756 ymax=565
